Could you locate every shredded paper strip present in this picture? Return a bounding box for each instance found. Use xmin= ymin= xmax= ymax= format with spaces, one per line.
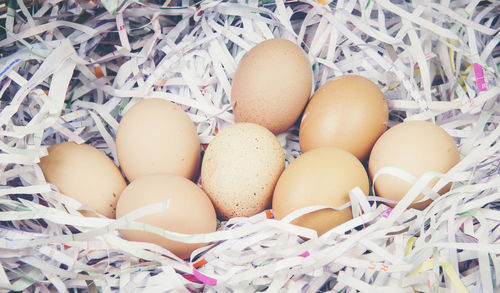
xmin=0 ymin=0 xmax=499 ymax=292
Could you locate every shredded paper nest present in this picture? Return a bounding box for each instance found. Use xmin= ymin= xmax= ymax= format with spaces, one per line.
xmin=1 ymin=0 xmax=499 ymax=292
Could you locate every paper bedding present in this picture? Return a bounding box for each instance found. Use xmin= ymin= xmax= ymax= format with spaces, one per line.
xmin=0 ymin=0 xmax=499 ymax=292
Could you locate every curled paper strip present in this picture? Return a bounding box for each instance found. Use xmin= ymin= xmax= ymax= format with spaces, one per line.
xmin=0 ymin=0 xmax=499 ymax=292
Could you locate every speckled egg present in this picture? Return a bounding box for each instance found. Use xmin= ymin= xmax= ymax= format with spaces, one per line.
xmin=201 ymin=123 xmax=285 ymax=219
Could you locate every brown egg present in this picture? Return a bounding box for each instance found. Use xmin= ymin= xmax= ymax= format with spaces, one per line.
xmin=116 ymin=98 xmax=200 ymax=182
xmin=116 ymin=173 xmax=217 ymax=259
xmin=231 ymin=39 xmax=313 ymax=134
xmin=368 ymin=120 xmax=460 ymax=209
xmin=272 ymin=147 xmax=369 ymax=235
xmin=39 ymin=142 xmax=127 ymax=218
xmin=299 ymin=75 xmax=388 ymax=161
xmin=201 ymin=123 xmax=285 ymax=219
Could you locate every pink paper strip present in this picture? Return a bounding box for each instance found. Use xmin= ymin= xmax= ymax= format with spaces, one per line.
xmin=298 ymin=251 xmax=310 ymax=258
xmin=381 ymin=208 xmax=393 ymax=218
xmin=473 ymin=63 xmax=487 ymax=92
xmin=192 ymin=268 xmax=217 ymax=286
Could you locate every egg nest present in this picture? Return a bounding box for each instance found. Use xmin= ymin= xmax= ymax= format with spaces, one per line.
xmin=1 ymin=0 xmax=499 ymax=292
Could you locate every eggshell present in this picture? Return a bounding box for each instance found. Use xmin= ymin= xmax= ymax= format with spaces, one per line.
xmin=368 ymin=121 xmax=460 ymax=209
xmin=201 ymin=123 xmax=285 ymax=219
xmin=231 ymin=39 xmax=313 ymax=134
xmin=272 ymin=147 xmax=369 ymax=235
xmin=115 ymin=173 xmax=217 ymax=259
xmin=39 ymin=142 xmax=127 ymax=218
xmin=116 ymin=98 xmax=200 ymax=182
xmin=299 ymin=75 xmax=388 ymax=161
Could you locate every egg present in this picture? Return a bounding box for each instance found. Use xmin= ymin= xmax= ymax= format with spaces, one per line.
xmin=201 ymin=123 xmax=285 ymax=219
xmin=39 ymin=142 xmax=127 ymax=218
xmin=299 ymin=75 xmax=388 ymax=161
xmin=368 ymin=120 xmax=460 ymax=209
xmin=231 ymin=38 xmax=313 ymax=134
xmin=116 ymin=173 xmax=217 ymax=259
xmin=272 ymin=147 xmax=369 ymax=235
xmin=116 ymin=98 xmax=200 ymax=182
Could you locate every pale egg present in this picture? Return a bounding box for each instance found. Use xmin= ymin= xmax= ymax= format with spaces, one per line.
xmin=368 ymin=120 xmax=460 ymax=209
xmin=39 ymin=142 xmax=127 ymax=218
xmin=116 ymin=98 xmax=200 ymax=182
xmin=116 ymin=173 xmax=217 ymax=259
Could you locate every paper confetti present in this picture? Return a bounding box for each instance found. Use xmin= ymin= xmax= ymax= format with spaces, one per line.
xmin=0 ymin=0 xmax=499 ymax=292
